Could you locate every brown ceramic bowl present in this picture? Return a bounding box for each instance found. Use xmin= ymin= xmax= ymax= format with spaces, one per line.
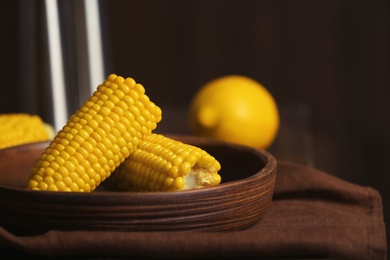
xmin=0 ymin=135 xmax=277 ymax=235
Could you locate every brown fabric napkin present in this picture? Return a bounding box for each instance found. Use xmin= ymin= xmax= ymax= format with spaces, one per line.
xmin=0 ymin=160 xmax=386 ymax=259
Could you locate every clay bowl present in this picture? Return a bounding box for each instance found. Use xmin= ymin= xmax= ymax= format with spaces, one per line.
xmin=0 ymin=135 xmax=277 ymax=235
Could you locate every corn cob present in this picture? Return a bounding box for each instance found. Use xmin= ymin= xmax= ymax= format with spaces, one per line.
xmin=27 ymin=74 xmax=162 ymax=192
xmin=0 ymin=113 xmax=54 ymax=149
xmin=103 ymin=133 xmax=221 ymax=191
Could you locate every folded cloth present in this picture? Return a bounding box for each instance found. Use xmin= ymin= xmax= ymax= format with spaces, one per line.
xmin=0 ymin=160 xmax=386 ymax=259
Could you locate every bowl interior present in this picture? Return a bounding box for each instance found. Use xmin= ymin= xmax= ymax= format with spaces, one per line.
xmin=0 ymin=136 xmax=267 ymax=190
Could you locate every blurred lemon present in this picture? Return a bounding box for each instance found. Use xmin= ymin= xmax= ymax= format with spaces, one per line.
xmin=188 ymin=75 xmax=279 ymax=149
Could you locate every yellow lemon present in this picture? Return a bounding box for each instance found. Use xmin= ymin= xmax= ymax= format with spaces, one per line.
xmin=188 ymin=75 xmax=279 ymax=149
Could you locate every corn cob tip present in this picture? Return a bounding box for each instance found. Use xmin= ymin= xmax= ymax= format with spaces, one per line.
xmin=181 ymin=162 xmax=222 ymax=190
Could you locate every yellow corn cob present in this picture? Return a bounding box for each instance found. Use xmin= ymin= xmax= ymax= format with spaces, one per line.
xmin=0 ymin=113 xmax=54 ymax=149
xmin=27 ymin=74 xmax=162 ymax=192
xmin=103 ymin=133 xmax=221 ymax=191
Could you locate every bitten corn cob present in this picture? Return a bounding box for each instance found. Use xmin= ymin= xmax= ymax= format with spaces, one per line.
xmin=0 ymin=113 xmax=54 ymax=149
xmin=103 ymin=133 xmax=221 ymax=191
xmin=27 ymin=74 xmax=162 ymax=192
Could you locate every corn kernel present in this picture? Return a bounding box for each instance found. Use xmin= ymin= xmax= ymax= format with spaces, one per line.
xmin=174 ymin=177 xmax=184 ymax=190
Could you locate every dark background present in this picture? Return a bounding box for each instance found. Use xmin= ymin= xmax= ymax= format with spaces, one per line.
xmin=1 ymin=0 xmax=389 ymax=251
